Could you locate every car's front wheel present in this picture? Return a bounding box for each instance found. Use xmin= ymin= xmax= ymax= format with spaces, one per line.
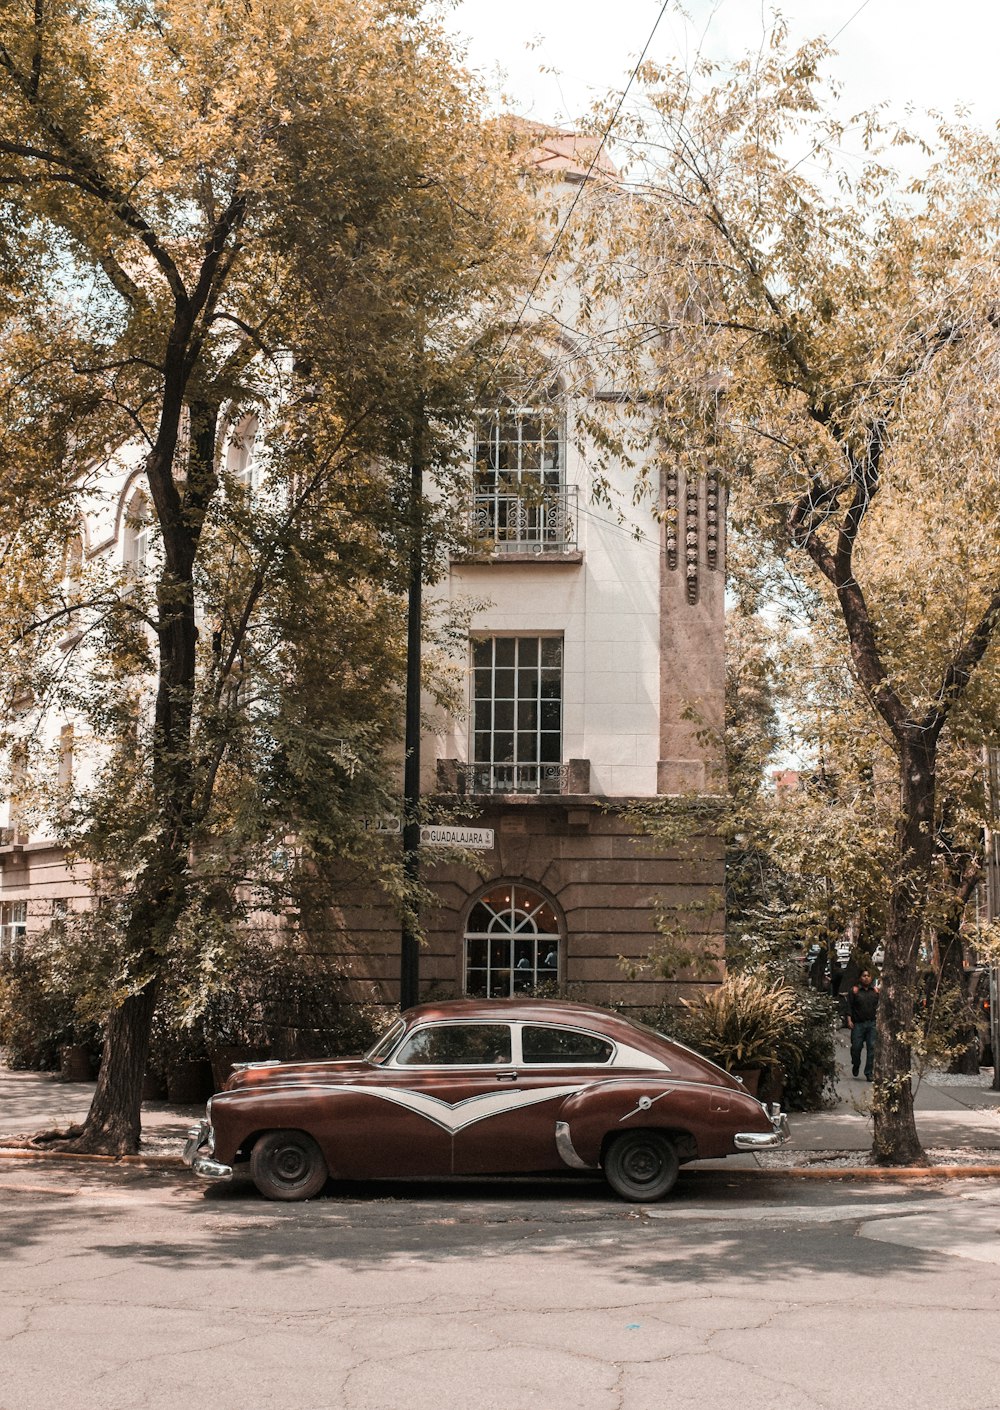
xmin=603 ymin=1131 xmax=679 ymax=1202
xmin=250 ymin=1130 xmax=328 ymax=1201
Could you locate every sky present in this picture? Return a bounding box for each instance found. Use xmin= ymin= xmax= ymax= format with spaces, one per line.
xmin=446 ymin=0 xmax=1000 ymax=139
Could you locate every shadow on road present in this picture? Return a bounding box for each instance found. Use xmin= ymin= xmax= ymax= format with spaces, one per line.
xmin=0 ymin=1164 xmax=963 ymax=1289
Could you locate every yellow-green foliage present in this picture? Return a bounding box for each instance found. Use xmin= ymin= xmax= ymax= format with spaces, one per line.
xmin=679 ymin=973 xmax=804 ymax=1073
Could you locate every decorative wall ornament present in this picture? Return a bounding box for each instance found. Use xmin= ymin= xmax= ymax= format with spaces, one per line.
xmin=665 ymin=465 xmax=679 ymax=570
xmin=706 ymin=470 xmax=720 ymax=572
xmin=685 ymin=473 xmax=700 ymax=604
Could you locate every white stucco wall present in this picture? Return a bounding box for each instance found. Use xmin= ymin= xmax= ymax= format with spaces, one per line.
xmin=432 ymin=414 xmax=662 ymax=799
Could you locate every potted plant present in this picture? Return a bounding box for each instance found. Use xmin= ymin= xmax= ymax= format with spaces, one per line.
xmin=674 ymin=973 xmax=804 ymax=1098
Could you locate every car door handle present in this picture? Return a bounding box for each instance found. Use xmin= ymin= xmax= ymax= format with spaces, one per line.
xmin=496 ymin=1069 xmax=519 ymax=1081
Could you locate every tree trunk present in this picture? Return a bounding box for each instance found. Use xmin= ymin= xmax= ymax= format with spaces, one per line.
xmin=872 ymin=737 xmax=934 ymax=1165
xmin=58 ymin=982 xmax=159 ymax=1155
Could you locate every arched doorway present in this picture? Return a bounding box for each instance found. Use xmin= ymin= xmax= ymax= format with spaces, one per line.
xmin=463 ymin=883 xmax=562 ymax=998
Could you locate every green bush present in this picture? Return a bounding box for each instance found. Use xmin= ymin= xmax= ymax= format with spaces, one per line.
xmin=645 ymin=972 xmax=838 ymax=1111
xmin=0 ymin=942 xmax=100 ymax=1070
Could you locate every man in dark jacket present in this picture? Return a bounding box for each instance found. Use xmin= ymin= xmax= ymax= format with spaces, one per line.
xmin=848 ymin=969 xmax=879 ymax=1080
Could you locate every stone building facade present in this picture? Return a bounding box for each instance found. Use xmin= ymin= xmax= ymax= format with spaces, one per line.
xmin=0 ymin=133 xmax=727 ymax=1018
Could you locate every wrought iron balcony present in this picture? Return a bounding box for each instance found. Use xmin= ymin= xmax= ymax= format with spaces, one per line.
xmin=467 ymin=762 xmax=567 ymax=795
xmin=467 ymin=485 xmax=578 ymax=555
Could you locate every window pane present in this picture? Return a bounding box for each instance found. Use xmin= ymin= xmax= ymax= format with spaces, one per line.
xmin=494 ymin=668 xmax=514 ymax=699
xmin=494 ymin=638 xmax=515 ymax=668
xmin=474 ymin=699 xmax=492 ymax=732
xmin=516 ymin=670 xmax=538 ymax=700
xmin=466 ymin=971 xmax=489 ymax=998
xmin=473 ymin=641 xmax=492 ymax=669
xmin=518 ymin=700 xmax=538 ymax=731
xmin=541 ymin=639 xmax=562 ymax=668
xmin=540 ymin=699 xmax=560 ymax=731
xmin=521 ymin=1027 xmax=613 ymax=1064
xmin=396 ymin=1024 xmax=512 ymax=1066
xmin=466 ymin=903 xmax=494 ymax=933
xmin=493 ymin=699 xmax=514 ymax=732
xmin=517 ymin=637 xmax=538 ymax=666
xmin=465 ymin=938 xmax=488 ymax=967
xmin=539 ymin=732 xmax=561 ymax=763
xmin=516 ymin=732 xmax=537 ymax=763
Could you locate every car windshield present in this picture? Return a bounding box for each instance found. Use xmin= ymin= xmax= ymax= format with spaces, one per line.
xmin=365 ymin=1019 xmax=405 ymax=1065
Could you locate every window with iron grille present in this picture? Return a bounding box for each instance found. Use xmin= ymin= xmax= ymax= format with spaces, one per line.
xmin=473 ymin=399 xmax=571 ymax=550
xmin=472 ymin=636 xmax=562 ymax=794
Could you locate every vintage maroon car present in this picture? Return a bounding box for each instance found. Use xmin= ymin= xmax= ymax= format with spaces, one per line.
xmin=182 ymin=998 xmax=788 ymax=1202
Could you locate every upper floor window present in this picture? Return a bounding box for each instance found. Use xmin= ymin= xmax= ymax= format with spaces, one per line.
xmin=471 ymin=636 xmax=562 ymax=795
xmin=225 ymin=413 xmax=259 ymax=491
xmin=123 ymin=489 xmax=151 ymax=575
xmin=472 ymin=392 xmax=575 ymax=553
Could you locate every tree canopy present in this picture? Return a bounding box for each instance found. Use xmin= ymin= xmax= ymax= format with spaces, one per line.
xmin=0 ymin=0 xmax=531 ymax=1152
xmin=580 ymin=25 xmax=1000 ymax=1162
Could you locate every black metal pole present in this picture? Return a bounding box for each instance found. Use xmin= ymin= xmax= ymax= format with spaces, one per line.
xmin=400 ymin=407 xmax=424 ymax=1011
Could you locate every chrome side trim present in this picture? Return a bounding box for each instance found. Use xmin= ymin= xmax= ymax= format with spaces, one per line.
xmin=555 ymin=1120 xmax=598 ymax=1170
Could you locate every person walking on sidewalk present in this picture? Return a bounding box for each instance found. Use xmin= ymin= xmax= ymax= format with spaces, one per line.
xmin=848 ymin=968 xmax=879 ymax=1080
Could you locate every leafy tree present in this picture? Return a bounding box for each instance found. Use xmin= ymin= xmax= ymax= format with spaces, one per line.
xmin=0 ymin=0 xmax=529 ymax=1153
xmin=582 ymin=27 xmax=1000 ymax=1162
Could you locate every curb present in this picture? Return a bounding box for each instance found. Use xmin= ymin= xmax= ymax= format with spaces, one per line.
xmin=2 ymin=1146 xmax=1000 ymax=1181
xmin=688 ymin=1163 xmax=1000 ymax=1181
xmin=0 ymin=1147 xmax=184 ymax=1170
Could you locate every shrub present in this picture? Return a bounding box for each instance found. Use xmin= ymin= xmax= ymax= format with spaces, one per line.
xmin=646 ymin=972 xmax=838 ymax=1111
xmin=0 ymin=939 xmax=100 ymax=1070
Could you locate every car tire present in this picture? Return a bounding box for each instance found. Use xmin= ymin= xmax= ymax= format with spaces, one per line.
xmin=603 ymin=1130 xmax=679 ymax=1203
xmin=250 ymin=1130 xmax=328 ymax=1201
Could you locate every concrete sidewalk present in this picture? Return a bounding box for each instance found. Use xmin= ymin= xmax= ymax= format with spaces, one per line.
xmin=0 ymin=1065 xmax=199 ymax=1160
xmin=2 ymin=1031 xmax=1000 ymax=1169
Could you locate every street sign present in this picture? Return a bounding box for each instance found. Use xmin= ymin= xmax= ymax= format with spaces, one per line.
xmin=419 ymin=824 xmax=495 ymax=850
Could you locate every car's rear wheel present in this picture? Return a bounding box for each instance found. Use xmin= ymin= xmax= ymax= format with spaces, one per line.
xmin=603 ymin=1131 xmax=679 ymax=1202
xmin=250 ymin=1130 xmax=328 ymax=1201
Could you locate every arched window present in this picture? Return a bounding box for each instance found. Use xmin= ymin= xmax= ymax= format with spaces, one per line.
xmin=463 ymin=883 xmax=561 ymax=998
xmin=473 ymin=386 xmax=569 ymax=551
xmin=123 ymin=489 xmax=151 ymax=574
xmin=225 ymin=413 xmax=259 ymax=490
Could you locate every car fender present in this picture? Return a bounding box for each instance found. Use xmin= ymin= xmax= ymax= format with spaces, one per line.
xmin=554 ymin=1077 xmax=769 ymax=1168
xmin=209 ymin=1085 xmax=333 ymax=1166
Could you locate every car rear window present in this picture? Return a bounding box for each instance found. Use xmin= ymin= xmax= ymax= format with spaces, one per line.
xmin=521 ymin=1025 xmax=613 ymax=1065
xmin=395 ymin=1023 xmax=512 ymax=1066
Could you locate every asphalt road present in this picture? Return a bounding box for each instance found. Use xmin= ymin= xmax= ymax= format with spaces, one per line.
xmin=3 ymin=1164 xmax=1000 ymax=1410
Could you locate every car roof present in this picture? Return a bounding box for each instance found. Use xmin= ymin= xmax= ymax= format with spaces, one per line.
xmin=400 ymin=998 xmax=655 ymax=1038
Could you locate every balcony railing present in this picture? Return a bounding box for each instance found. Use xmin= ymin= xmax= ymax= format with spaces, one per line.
xmin=467 ymin=762 xmax=567 ymax=795
xmin=468 ymin=485 xmax=578 ymax=555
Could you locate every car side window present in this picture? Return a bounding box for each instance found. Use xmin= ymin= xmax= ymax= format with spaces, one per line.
xmin=395 ymin=1023 xmax=512 ymax=1066
xmin=521 ymin=1025 xmax=613 ymax=1065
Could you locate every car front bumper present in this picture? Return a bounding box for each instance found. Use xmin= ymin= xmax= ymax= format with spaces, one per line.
xmin=182 ymin=1118 xmax=233 ymax=1181
xmin=734 ymin=1103 xmax=790 ymax=1150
